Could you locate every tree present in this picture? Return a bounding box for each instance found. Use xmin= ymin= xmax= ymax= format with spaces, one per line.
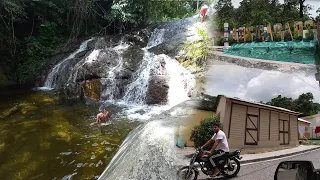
xmin=0 ymin=0 xmax=199 ymax=84
xmin=315 ymin=7 xmax=320 ymax=21
xmin=299 ymin=0 xmax=305 ymax=18
xmin=266 ymin=95 xmax=294 ymax=110
xmin=214 ymin=0 xmax=312 ymax=30
xmin=190 ymin=115 xmax=220 ymax=148
xmin=266 ymin=92 xmax=320 ymax=116
xmin=214 ymin=0 xmax=235 ymax=29
xmin=292 ymin=92 xmax=315 ymax=116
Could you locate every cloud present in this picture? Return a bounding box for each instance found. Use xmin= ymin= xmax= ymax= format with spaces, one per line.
xmin=205 ymin=62 xmax=320 ymax=103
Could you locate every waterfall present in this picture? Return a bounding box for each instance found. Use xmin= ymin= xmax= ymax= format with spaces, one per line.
xmin=100 ymin=43 xmax=128 ymax=100
xmin=97 ymin=119 xmax=179 ymax=180
xmin=35 ymin=14 xmax=202 ymax=180
xmin=97 ymin=17 xmax=200 ymax=179
xmin=121 ymin=50 xmax=161 ymax=105
xmin=164 ymin=55 xmax=195 ymax=106
xmin=43 ymin=38 xmax=93 ymax=89
xmin=146 ymin=28 xmax=165 ymax=48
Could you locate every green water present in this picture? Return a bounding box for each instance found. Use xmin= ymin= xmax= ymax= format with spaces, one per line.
xmin=223 ymin=40 xmax=319 ymax=64
xmin=0 ymin=88 xmax=139 ymax=180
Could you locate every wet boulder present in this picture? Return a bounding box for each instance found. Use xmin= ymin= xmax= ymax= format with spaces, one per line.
xmin=146 ymin=75 xmax=169 ymax=105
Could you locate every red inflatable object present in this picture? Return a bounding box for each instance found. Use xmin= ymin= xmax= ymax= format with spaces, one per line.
xmin=315 ymin=126 xmax=320 ymax=134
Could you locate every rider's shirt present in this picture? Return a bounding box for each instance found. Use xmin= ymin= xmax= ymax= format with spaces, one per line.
xmin=211 ymin=130 xmax=230 ymax=152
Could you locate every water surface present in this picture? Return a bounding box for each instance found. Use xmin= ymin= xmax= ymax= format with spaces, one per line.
xmin=0 ymin=89 xmax=139 ymax=180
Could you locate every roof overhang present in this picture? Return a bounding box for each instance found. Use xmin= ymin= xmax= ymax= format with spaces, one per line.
xmin=221 ymin=96 xmax=301 ymax=116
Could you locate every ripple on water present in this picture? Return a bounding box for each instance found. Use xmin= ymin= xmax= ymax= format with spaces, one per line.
xmin=59 ymin=152 xmax=72 ymax=156
xmin=0 ymin=90 xmax=140 ymax=180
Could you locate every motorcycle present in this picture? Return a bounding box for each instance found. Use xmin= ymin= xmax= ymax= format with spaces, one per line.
xmin=177 ymin=148 xmax=243 ymax=179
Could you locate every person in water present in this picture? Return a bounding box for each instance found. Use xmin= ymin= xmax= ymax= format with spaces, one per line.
xmin=91 ymin=108 xmax=110 ymax=129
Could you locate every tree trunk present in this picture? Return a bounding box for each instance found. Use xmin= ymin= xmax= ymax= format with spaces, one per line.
xmin=299 ymin=0 xmax=305 ymax=18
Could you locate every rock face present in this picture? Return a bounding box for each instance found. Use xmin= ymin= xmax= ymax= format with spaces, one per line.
xmin=82 ymin=79 xmax=101 ymax=100
xmin=146 ymin=76 xmax=169 ymax=104
xmin=0 ymin=67 xmax=9 ymax=86
xmin=43 ymin=19 xmax=199 ymax=105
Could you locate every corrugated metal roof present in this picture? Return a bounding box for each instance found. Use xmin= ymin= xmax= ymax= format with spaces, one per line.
xmin=298 ymin=118 xmax=312 ymax=124
xmin=220 ymin=95 xmax=301 ymax=115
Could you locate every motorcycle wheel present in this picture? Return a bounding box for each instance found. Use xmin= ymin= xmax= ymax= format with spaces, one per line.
xmin=222 ymin=158 xmax=241 ymax=178
xmin=177 ymin=166 xmax=198 ymax=180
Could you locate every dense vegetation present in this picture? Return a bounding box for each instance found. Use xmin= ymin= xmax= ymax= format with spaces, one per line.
xmin=190 ymin=115 xmax=220 ymax=148
xmin=262 ymin=92 xmax=320 ymax=117
xmin=0 ymin=0 xmax=200 ymax=84
xmin=214 ymin=0 xmax=316 ymax=31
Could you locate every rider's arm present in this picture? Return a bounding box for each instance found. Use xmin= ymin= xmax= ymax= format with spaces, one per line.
xmin=209 ymin=139 xmax=221 ymax=153
xmin=201 ymin=139 xmax=214 ymax=149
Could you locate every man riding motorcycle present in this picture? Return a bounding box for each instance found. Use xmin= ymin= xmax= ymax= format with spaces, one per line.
xmin=201 ymin=122 xmax=229 ymax=177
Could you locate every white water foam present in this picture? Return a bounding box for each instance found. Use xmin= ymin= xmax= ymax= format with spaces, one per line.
xmin=98 ymin=120 xmax=178 ymax=180
xmin=146 ymin=28 xmax=165 ymax=48
xmin=43 ymin=38 xmax=93 ymax=88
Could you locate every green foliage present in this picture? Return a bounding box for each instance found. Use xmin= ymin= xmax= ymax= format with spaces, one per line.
xmin=182 ymin=28 xmax=212 ymax=68
xmin=214 ymin=36 xmax=235 ymax=46
xmin=190 ymin=115 xmax=221 ymax=148
xmin=0 ymin=0 xmax=199 ymax=85
xmin=304 ymin=27 xmax=314 ymax=40
xmin=214 ymin=0 xmax=312 ymax=30
xmin=265 ymin=92 xmax=319 ymax=116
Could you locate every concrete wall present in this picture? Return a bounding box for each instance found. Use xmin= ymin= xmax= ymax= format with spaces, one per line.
xmin=216 ymin=96 xmax=227 ymax=123
xmin=289 ymin=115 xmax=298 ymax=146
xmin=298 ymin=121 xmax=311 ymax=139
xmin=304 ymin=116 xmax=320 ymax=126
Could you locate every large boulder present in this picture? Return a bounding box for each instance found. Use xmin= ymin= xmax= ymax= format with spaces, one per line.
xmin=146 ymin=75 xmax=169 ymax=104
xmin=121 ymin=46 xmax=145 ymax=73
xmin=57 ymin=82 xmax=85 ymax=103
xmin=82 ymin=79 xmax=101 ymax=100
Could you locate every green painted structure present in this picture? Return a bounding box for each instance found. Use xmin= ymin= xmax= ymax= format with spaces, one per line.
xmin=223 ymin=40 xmax=319 ymax=64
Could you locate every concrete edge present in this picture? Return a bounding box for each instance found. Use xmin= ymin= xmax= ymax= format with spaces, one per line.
xmin=212 ymin=51 xmax=316 ymax=69
xmin=240 ymin=146 xmax=320 ymax=164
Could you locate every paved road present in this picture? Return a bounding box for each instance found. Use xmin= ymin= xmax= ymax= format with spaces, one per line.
xmin=198 ymin=148 xmax=320 ymax=180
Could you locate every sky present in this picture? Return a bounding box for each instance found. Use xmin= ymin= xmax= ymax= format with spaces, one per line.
xmin=230 ymin=0 xmax=320 ymax=18
xmin=205 ymin=61 xmax=320 ymax=103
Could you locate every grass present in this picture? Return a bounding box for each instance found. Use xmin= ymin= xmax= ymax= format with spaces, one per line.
xmin=301 ymin=140 xmax=320 ymax=145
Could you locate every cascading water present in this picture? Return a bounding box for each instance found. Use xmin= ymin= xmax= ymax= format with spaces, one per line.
xmin=97 ymin=17 xmax=200 ymax=180
xmin=100 ymin=43 xmax=127 ymax=100
xmin=38 ymin=14 xmax=200 ymax=180
xmin=121 ymin=50 xmax=158 ymax=105
xmin=43 ymin=38 xmax=94 ymax=89
xmin=98 ymin=119 xmax=179 ymax=180
xmin=146 ymin=28 xmax=165 ymax=48
xmin=165 ymin=55 xmax=195 ymax=106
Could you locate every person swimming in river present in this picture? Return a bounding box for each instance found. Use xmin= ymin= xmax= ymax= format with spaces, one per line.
xmin=90 ymin=108 xmax=110 ymax=128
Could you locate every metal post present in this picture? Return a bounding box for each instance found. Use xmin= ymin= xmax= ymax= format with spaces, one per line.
xmin=224 ymin=23 xmax=229 ymax=47
xmin=197 ymin=0 xmax=199 ymax=11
